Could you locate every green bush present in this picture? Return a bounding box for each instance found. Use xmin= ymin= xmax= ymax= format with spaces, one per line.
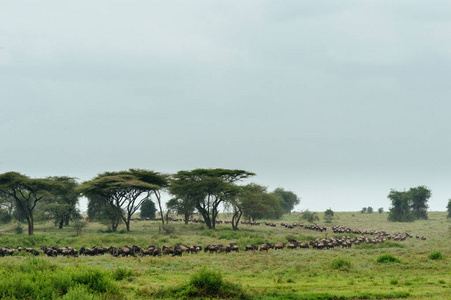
xmin=14 ymin=223 xmax=24 ymax=234
xmin=61 ymin=285 xmax=100 ymax=300
xmin=428 ymin=251 xmax=443 ymax=260
xmin=163 ymin=266 xmax=249 ymax=299
xmin=189 ymin=266 xmax=223 ymax=294
xmin=329 ymin=257 xmax=352 ymax=270
xmin=376 ymin=254 xmax=401 ymax=263
xmin=112 ymin=267 xmax=134 ymax=281
xmin=301 ymin=210 xmax=319 ymax=223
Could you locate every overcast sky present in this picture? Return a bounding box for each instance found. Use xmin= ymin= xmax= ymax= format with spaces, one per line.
xmin=1 ymin=1 xmax=450 ymax=212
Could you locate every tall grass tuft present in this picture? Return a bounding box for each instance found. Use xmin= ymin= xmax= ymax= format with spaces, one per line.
xmin=112 ymin=267 xmax=134 ymax=281
xmin=428 ymin=251 xmax=443 ymax=260
xmin=376 ymin=254 xmax=401 ymax=263
xmin=0 ymin=258 xmax=121 ymax=299
xmin=329 ymin=257 xmax=352 ymax=271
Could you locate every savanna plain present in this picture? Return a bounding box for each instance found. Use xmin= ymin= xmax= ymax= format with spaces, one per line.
xmin=0 ymin=212 xmax=449 ymax=299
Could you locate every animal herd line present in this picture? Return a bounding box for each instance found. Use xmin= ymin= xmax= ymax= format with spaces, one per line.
xmin=0 ymin=224 xmax=426 ymax=258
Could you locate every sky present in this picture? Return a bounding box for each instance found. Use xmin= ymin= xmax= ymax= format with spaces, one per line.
xmin=1 ymin=1 xmax=451 ymax=213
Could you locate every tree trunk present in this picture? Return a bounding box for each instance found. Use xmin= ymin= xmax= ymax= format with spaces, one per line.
xmin=155 ymin=192 xmax=165 ymax=225
xmin=111 ymin=221 xmax=118 ymax=232
xmin=232 ymin=210 xmax=242 ymax=230
xmin=27 ymin=216 xmax=34 ymax=235
xmin=125 ymin=220 xmax=130 ymax=231
xmin=58 ymin=219 xmax=64 ymax=229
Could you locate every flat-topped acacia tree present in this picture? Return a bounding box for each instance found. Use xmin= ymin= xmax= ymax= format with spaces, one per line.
xmin=169 ymin=168 xmax=255 ymax=229
xmin=79 ymin=169 xmax=168 ymax=231
xmin=0 ymin=172 xmax=62 ymax=235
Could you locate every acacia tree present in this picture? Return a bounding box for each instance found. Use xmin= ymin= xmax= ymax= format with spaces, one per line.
xmin=273 ymin=188 xmax=300 ymax=215
xmin=79 ymin=169 xmax=167 ymax=231
xmin=0 ymin=172 xmax=62 ymax=235
xmin=43 ymin=176 xmax=81 ymax=229
xmin=169 ymin=169 xmax=255 ymax=229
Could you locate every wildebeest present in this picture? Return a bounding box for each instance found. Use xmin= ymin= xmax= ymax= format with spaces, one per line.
xmin=259 ymin=243 xmax=274 ymax=252
xmin=245 ymin=245 xmax=258 ymax=252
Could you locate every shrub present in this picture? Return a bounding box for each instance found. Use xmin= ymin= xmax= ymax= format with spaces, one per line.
xmin=329 ymin=257 xmax=352 ymax=271
xmin=14 ymin=223 xmax=24 ymax=234
xmin=376 ymin=254 xmax=401 ymax=263
xmin=189 ymin=266 xmax=223 ymax=294
xmin=73 ymin=219 xmax=88 ymax=236
xmin=168 ymin=266 xmax=248 ymax=299
xmin=112 ymin=267 xmax=134 ymax=281
xmin=428 ymin=251 xmax=443 ymax=260
xmin=161 ymin=224 xmax=176 ymax=235
xmin=301 ymin=210 xmax=319 ymax=223
xmin=61 ymin=285 xmax=100 ymax=300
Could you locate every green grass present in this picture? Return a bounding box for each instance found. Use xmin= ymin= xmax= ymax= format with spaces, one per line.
xmin=0 ymin=211 xmax=450 ymax=299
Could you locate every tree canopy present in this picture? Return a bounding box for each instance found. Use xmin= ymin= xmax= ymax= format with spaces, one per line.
xmin=0 ymin=172 xmax=62 ymax=235
xmin=169 ymin=168 xmax=255 ymax=229
xmin=273 ymin=188 xmax=300 ymax=214
xmin=140 ymin=198 xmax=157 ymax=220
xmin=238 ymin=183 xmax=284 ymax=223
xmin=387 ymin=186 xmax=431 ymax=222
xmin=79 ymin=169 xmax=167 ymax=231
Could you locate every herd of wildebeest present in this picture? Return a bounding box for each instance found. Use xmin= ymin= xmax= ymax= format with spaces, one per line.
xmin=0 ymin=223 xmax=427 ymax=258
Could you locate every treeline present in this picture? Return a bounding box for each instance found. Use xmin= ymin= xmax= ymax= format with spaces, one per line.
xmin=0 ymin=169 xmax=300 ymax=235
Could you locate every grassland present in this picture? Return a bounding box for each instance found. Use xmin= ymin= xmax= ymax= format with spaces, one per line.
xmin=0 ymin=211 xmax=450 ymax=299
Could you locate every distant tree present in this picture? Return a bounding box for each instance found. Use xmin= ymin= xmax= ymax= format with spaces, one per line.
xmin=409 ymin=186 xmax=431 ymax=220
xmin=42 ymin=176 xmax=81 ymax=229
xmin=79 ymin=169 xmax=167 ymax=231
xmin=169 ymin=169 xmax=255 ymax=229
xmin=0 ymin=172 xmax=62 ymax=235
xmin=273 ymin=188 xmax=300 ymax=215
xmin=378 ymin=207 xmax=384 ymax=214
xmin=387 ymin=190 xmax=415 ymax=222
xmin=361 ymin=207 xmax=367 ymax=214
xmin=301 ymin=210 xmax=319 ymax=223
xmin=324 ymin=208 xmax=334 ymax=223
xmin=447 ymin=199 xmax=451 ymax=219
xmin=236 ymin=183 xmax=284 ymax=227
xmin=140 ymin=198 xmax=157 ymax=220
xmin=387 ymin=186 xmax=431 ymax=222
xmin=367 ymin=206 xmax=374 ymax=214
